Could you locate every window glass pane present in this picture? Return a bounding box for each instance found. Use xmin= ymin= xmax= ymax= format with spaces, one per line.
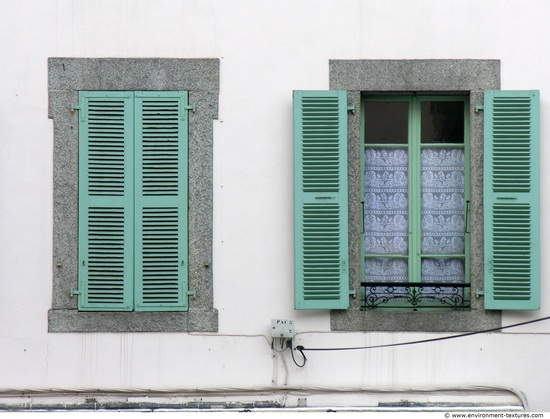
xmin=419 ymin=258 xmax=467 ymax=309
xmin=365 ymin=101 xmax=408 ymax=144
xmin=364 ymin=147 xmax=408 ymax=255
xmin=365 ymin=258 xmax=408 ymax=282
xmin=421 ymin=258 xmax=465 ymax=283
xmin=421 ymin=101 xmax=464 ymax=143
xmin=364 ymin=258 xmax=409 ymax=308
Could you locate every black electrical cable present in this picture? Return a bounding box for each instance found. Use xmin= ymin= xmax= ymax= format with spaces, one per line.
xmin=289 ymin=338 xmax=307 ymax=367
xmin=296 ymin=315 xmax=550 ymax=353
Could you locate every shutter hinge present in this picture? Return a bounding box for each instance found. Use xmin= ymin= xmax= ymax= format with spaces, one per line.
xmin=184 ymin=104 xmax=196 ymax=112
xmin=71 ymin=104 xmax=81 ymax=111
xmin=341 ymin=258 xmax=347 ymax=273
xmin=475 ymin=290 xmax=485 ymax=298
xmin=475 ymin=104 xmax=484 ymax=113
xmin=349 ymin=288 xmax=357 ymax=299
xmin=347 ymin=105 xmax=355 ymax=113
xmin=70 ymin=289 xmax=81 ymax=297
xmin=186 ymin=290 xmax=197 ymax=300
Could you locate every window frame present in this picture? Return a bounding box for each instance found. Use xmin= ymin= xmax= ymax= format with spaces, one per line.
xmin=48 ymin=58 xmax=219 ymax=332
xmin=361 ymin=94 xmax=471 ymax=311
xmin=329 ymin=59 xmax=502 ymax=332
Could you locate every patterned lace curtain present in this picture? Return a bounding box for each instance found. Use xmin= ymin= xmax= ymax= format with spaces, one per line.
xmin=421 ymin=147 xmax=465 ymax=283
xmin=364 ymin=148 xmax=409 ymax=282
xmin=364 ymin=147 xmax=465 ymax=284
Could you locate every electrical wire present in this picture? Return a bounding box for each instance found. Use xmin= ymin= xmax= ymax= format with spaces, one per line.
xmin=272 ymin=338 xmax=306 ymax=369
xmin=289 ymin=339 xmax=307 ymax=367
xmin=0 ymin=384 xmax=525 ymax=397
xmin=0 ymin=385 xmax=527 ymax=408
xmin=295 ymin=315 xmax=550 ymax=354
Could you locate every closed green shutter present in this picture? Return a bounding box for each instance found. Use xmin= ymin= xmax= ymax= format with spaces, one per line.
xmin=293 ymin=90 xmax=349 ymax=309
xmin=134 ymin=92 xmax=189 ymax=311
xmin=78 ymin=92 xmax=134 ymax=311
xmin=484 ymin=90 xmax=540 ymax=310
xmin=78 ymin=91 xmax=189 ymax=312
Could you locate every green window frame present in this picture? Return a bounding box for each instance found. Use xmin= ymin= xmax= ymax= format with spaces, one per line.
xmin=361 ymin=95 xmax=471 ymax=311
xmin=78 ymin=90 xmax=190 ymax=312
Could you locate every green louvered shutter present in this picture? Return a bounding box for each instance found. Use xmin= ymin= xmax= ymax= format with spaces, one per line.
xmin=293 ymin=90 xmax=349 ymax=309
xmin=484 ymin=90 xmax=540 ymax=310
xmin=134 ymin=92 xmax=189 ymax=311
xmin=78 ymin=92 xmax=134 ymax=311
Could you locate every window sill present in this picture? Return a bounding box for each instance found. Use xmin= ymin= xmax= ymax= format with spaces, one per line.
xmin=330 ymin=308 xmax=500 ymax=332
xmin=48 ymin=309 xmax=218 ymax=333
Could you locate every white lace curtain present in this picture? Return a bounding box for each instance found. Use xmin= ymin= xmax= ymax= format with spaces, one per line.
xmin=364 ymin=147 xmax=465 ymax=283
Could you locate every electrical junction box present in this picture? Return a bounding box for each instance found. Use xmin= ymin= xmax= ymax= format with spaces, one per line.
xmin=271 ymin=319 xmax=295 ymax=338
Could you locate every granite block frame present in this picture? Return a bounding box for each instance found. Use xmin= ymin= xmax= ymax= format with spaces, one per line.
xmin=329 ymin=59 xmax=501 ymax=332
xmin=48 ymin=58 xmax=219 ymax=332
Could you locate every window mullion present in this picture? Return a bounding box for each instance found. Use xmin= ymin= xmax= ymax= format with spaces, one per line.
xmin=409 ymin=98 xmax=422 ymax=284
xmin=463 ymin=99 xmax=471 ymax=293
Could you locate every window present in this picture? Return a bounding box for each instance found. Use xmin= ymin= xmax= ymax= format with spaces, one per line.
xmin=294 ymin=60 xmax=540 ymax=332
xmin=78 ymin=91 xmax=190 ymax=311
xmin=362 ymin=96 xmax=470 ymax=311
xmin=48 ymin=59 xmax=219 ymax=332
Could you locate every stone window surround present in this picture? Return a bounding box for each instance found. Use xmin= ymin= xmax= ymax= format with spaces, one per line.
xmin=48 ymin=58 xmax=219 ymax=332
xmin=329 ymin=59 xmax=502 ymax=332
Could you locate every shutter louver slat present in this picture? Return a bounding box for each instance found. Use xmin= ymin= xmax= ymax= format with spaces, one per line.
xmin=142 ymin=99 xmax=180 ymax=196
xmin=87 ymin=208 xmax=126 ymax=304
xmin=141 ymin=208 xmax=181 ymax=304
xmin=302 ymin=97 xmax=342 ymax=193
xmin=303 ymin=203 xmax=343 ymax=300
xmin=492 ymin=204 xmax=532 ymax=300
xmin=87 ymin=99 xmax=126 ymax=196
xmin=294 ymin=90 xmax=349 ymax=310
xmin=484 ymin=90 xmax=540 ymax=310
xmin=492 ymin=96 xmax=533 ymax=193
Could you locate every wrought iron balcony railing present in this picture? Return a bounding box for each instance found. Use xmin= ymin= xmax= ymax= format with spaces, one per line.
xmin=361 ymin=281 xmax=470 ymax=311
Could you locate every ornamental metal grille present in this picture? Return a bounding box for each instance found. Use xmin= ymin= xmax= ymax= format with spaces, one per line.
xmin=361 ymin=282 xmax=470 ymax=311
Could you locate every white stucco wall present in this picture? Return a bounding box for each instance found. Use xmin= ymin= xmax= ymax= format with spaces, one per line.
xmin=1 ymin=0 xmax=550 ymax=411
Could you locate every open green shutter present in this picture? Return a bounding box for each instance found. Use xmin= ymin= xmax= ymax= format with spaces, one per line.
xmin=484 ymin=90 xmax=540 ymax=310
xmin=293 ymin=90 xmax=349 ymax=309
xmin=78 ymin=92 xmax=134 ymax=311
xmin=134 ymin=92 xmax=189 ymax=311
